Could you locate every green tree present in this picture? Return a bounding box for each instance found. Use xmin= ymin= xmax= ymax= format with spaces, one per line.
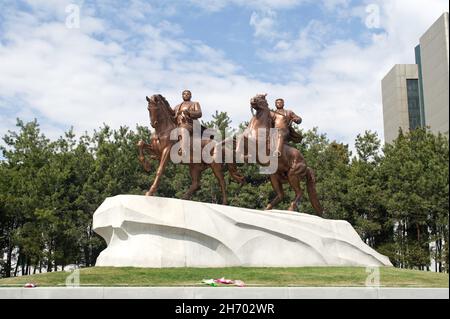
xmin=348 ymin=131 xmax=392 ymax=249
xmin=0 ymin=119 xmax=53 ymax=275
xmin=380 ymin=128 xmax=449 ymax=270
xmin=298 ymin=128 xmax=352 ymax=220
xmin=1 ymin=118 xmax=448 ymax=277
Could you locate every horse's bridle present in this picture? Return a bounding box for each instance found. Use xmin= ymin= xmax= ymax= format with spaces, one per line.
xmin=147 ymin=102 xmax=159 ymax=127
xmin=250 ymin=98 xmax=268 ymax=116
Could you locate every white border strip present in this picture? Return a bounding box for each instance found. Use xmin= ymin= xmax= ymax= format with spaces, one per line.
xmin=0 ymin=287 xmax=448 ymax=299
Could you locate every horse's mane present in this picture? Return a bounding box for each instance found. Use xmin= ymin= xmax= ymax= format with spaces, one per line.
xmin=253 ymin=94 xmax=269 ymax=109
xmin=157 ymin=94 xmax=171 ymax=111
xmin=155 ymin=94 xmax=176 ymax=124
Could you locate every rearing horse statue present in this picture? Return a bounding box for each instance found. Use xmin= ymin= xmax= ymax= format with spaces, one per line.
xmin=240 ymin=94 xmax=323 ymax=215
xmin=137 ymin=94 xmax=244 ymax=204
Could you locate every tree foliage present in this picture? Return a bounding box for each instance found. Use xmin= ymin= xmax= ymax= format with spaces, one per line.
xmin=0 ymin=118 xmax=448 ymax=277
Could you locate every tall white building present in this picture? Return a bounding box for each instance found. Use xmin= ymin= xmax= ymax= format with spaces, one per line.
xmin=382 ymin=13 xmax=449 ymax=144
xmin=419 ymin=12 xmax=449 ymax=138
xmin=381 ymin=65 xmax=420 ymax=144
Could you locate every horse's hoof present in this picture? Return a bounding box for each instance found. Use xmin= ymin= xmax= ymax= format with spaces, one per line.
xmin=265 ymin=204 xmax=273 ymax=210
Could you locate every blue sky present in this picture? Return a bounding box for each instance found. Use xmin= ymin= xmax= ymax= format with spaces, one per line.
xmin=0 ymin=0 xmax=448 ymax=149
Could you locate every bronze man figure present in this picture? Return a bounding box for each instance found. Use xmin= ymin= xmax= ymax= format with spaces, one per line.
xmin=271 ymin=98 xmax=302 ymax=157
xmin=173 ymin=90 xmax=202 ymax=156
xmin=247 ymin=94 xmax=323 ymax=214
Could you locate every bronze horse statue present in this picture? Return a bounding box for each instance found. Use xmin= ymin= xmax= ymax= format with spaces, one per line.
xmin=239 ymin=94 xmax=323 ymax=215
xmin=137 ymin=94 xmax=244 ymax=204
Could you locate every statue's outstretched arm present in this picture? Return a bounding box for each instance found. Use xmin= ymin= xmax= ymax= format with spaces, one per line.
xmin=290 ymin=111 xmax=302 ymax=124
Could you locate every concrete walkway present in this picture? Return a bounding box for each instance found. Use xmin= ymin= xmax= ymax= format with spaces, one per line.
xmin=0 ymin=287 xmax=448 ymax=299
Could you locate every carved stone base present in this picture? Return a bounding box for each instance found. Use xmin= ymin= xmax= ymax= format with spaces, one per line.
xmin=93 ymin=195 xmax=392 ymax=267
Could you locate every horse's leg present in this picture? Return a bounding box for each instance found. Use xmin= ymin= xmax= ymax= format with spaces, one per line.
xmin=182 ymin=165 xmax=202 ymax=200
xmin=286 ymin=155 xmax=309 ymax=212
xmin=236 ymin=132 xmax=253 ymax=163
xmin=138 ymin=140 xmax=148 ymax=170
xmin=137 ymin=141 xmax=154 ymax=172
xmin=211 ymin=163 xmax=227 ymax=205
xmin=265 ymin=174 xmax=284 ymax=210
xmin=146 ymin=146 xmax=170 ymax=196
xmin=287 ymin=171 xmax=303 ymax=212
xmin=305 ymin=167 xmax=324 ymax=216
xmin=137 ymin=140 xmax=145 ymax=162
xmin=235 ymin=132 xmax=245 ymax=161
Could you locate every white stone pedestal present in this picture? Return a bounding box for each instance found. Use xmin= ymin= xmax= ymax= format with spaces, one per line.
xmin=93 ymin=195 xmax=392 ymax=267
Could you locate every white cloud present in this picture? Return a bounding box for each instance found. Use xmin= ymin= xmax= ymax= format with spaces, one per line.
xmin=0 ymin=0 xmax=449 ymax=150
xmin=186 ymin=0 xmax=356 ymax=15
xmin=0 ymin=3 xmax=254 ymax=141
xmin=249 ymin=9 xmax=279 ymax=40
xmin=259 ymin=20 xmax=331 ymax=62
xmin=0 ymin=7 xmax=184 ymax=139
xmin=321 ymin=0 xmax=351 ymax=11
xmin=254 ymin=0 xmax=449 ymax=144
xmin=187 ymin=0 xmax=307 ymax=12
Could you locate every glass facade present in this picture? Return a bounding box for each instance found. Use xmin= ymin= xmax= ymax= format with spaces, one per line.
xmin=407 ymin=79 xmax=422 ymax=130
xmin=414 ymin=45 xmax=426 ymax=126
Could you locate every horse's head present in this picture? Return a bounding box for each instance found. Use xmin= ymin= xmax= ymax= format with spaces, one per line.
xmin=146 ymin=95 xmax=160 ymax=128
xmin=146 ymin=94 xmax=174 ymax=129
xmin=250 ymin=93 xmax=269 ymax=111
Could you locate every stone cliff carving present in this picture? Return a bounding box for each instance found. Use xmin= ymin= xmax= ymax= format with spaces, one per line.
xmin=94 ymin=195 xmax=392 ymax=267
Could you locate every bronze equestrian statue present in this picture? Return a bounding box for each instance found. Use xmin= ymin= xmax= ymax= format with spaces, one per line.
xmin=137 ymin=93 xmax=244 ymax=205
xmin=238 ymin=94 xmax=323 ymax=215
xmin=137 ymin=91 xmax=322 ymax=215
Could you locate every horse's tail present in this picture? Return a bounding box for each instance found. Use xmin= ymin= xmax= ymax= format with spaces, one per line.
xmin=226 ymin=163 xmax=245 ymax=184
xmin=306 ymin=167 xmax=323 ymax=216
xmin=217 ymin=137 xmax=245 ymax=184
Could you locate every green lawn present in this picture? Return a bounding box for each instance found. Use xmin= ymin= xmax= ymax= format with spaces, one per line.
xmin=0 ymin=267 xmax=447 ymax=287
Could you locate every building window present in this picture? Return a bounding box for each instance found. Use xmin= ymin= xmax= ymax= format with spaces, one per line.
xmin=407 ymin=79 xmax=422 ymax=130
xmin=414 ymin=45 xmax=426 ymax=126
